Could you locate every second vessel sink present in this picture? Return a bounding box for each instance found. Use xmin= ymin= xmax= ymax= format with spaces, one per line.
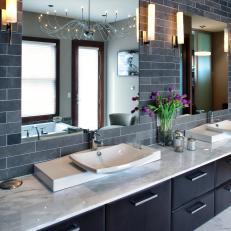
xmin=206 ymin=120 xmax=231 ymax=134
xmin=185 ymin=124 xmax=230 ymax=143
xmin=70 ymin=143 xmax=161 ymax=174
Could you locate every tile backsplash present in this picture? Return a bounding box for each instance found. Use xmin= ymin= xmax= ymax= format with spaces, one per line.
xmin=0 ymin=0 xmax=231 ymax=180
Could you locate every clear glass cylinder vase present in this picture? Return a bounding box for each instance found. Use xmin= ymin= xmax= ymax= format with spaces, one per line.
xmin=156 ymin=115 xmax=174 ymax=146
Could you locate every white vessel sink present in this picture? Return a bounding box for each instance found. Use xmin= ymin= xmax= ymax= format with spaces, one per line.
xmin=185 ymin=124 xmax=230 ymax=143
xmin=70 ymin=143 xmax=161 ymax=174
xmin=206 ymin=120 xmax=231 ymax=134
xmin=34 ymin=156 xmax=107 ymax=192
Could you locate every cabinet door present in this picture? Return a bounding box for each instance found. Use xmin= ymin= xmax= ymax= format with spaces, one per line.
xmin=172 ymin=191 xmax=214 ymax=231
xmin=215 ymin=180 xmax=231 ymax=215
xmin=216 ymin=155 xmax=231 ymax=187
xmin=40 ymin=207 xmax=105 ymax=231
xmin=106 ymin=181 xmax=171 ymax=231
xmin=172 ymin=162 xmax=215 ymax=209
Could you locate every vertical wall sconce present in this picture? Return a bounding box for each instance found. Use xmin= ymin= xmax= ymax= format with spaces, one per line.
xmin=177 ymin=12 xmax=184 ymax=44
xmin=136 ymin=8 xmax=139 ymax=43
xmin=1 ymin=0 xmax=17 ymax=45
xmin=173 ymin=11 xmax=184 ymax=48
xmin=148 ymin=3 xmax=155 ymax=41
xmin=140 ymin=1 xmax=155 ymax=44
xmin=224 ymin=28 xmax=229 ymax=53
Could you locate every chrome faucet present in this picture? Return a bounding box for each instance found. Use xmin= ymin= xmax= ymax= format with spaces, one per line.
xmin=34 ymin=126 xmax=40 ymax=140
xmin=208 ymin=111 xmax=214 ymax=124
xmin=89 ymin=131 xmax=103 ymax=150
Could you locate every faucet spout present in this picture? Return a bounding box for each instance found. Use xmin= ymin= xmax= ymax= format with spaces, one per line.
xmin=34 ymin=126 xmax=40 ymax=140
xmin=89 ymin=130 xmax=103 ymax=150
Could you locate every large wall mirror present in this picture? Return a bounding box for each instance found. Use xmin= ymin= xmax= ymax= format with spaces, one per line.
xmin=181 ymin=15 xmax=228 ymax=115
xmin=22 ymin=0 xmax=139 ymax=141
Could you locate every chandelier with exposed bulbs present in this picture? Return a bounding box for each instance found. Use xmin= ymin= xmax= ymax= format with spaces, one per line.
xmin=38 ymin=0 xmax=137 ymax=41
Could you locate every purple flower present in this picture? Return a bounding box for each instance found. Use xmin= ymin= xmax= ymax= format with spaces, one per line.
xmin=181 ymin=94 xmax=187 ymax=99
xmin=151 ymin=91 xmax=160 ymax=97
xmin=131 ymin=107 xmax=140 ymax=114
xmin=175 ymin=94 xmax=181 ymax=101
xmin=142 ymin=106 xmax=150 ymax=113
xmin=132 ymin=96 xmax=139 ymax=101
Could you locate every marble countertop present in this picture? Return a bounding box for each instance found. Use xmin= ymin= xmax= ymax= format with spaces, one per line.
xmin=1 ymin=140 xmax=231 ymax=231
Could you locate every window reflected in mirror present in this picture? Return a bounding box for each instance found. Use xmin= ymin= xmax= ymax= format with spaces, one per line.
xmin=22 ymin=0 xmax=139 ymax=140
xmin=181 ymin=15 xmax=228 ymax=115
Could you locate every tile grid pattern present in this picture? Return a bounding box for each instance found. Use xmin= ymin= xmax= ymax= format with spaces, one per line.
xmin=1 ymin=0 xmax=231 ymax=180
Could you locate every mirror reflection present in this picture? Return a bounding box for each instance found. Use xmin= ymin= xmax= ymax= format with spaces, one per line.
xmin=22 ymin=0 xmax=139 ymax=140
xmin=181 ymin=15 xmax=228 ymax=115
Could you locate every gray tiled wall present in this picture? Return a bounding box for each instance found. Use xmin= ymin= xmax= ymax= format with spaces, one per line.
xmin=1 ymin=0 xmax=231 ymax=180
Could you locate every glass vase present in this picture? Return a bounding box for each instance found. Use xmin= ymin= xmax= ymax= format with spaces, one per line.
xmin=156 ymin=116 xmax=174 ymax=146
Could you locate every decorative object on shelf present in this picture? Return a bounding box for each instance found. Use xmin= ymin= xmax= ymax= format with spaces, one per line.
xmin=37 ymin=0 xmax=136 ymax=41
xmin=0 ymin=0 xmax=17 ymax=45
xmin=187 ymin=137 xmax=196 ymax=151
xmin=118 ymin=50 xmax=139 ymax=76
xmin=141 ymin=87 xmax=190 ymax=146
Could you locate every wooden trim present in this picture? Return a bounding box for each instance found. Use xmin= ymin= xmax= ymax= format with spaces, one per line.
xmin=182 ymin=35 xmax=192 ymax=114
xmin=72 ymin=40 xmax=105 ymax=128
xmin=22 ymin=36 xmax=60 ymax=123
xmin=0 ymin=0 xmax=6 ymax=9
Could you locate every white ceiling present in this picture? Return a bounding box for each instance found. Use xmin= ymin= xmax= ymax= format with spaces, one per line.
xmin=192 ymin=15 xmax=227 ymax=32
xmin=23 ymin=0 xmax=138 ymax=22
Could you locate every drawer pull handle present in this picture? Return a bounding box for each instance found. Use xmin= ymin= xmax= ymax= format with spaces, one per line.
xmin=187 ymin=202 xmax=207 ymax=215
xmin=130 ymin=193 xmax=158 ymax=207
xmin=225 ymin=186 xmax=231 ymax=192
xmin=187 ymin=171 xmax=208 ymax=182
xmin=67 ymin=223 xmax=80 ymax=231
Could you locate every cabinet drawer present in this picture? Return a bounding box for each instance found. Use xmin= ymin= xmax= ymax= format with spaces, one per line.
xmin=172 ymin=162 xmax=215 ymax=209
xmin=172 ymin=191 xmax=214 ymax=231
xmin=216 ymin=155 xmax=231 ymax=187
xmin=106 ymin=180 xmax=171 ymax=231
xmin=40 ymin=207 xmax=105 ymax=231
xmin=215 ymin=180 xmax=231 ymax=215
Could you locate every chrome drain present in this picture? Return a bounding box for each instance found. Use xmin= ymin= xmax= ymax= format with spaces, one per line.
xmin=0 ymin=179 xmax=23 ymax=190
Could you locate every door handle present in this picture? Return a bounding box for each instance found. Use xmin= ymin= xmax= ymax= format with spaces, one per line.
xmin=67 ymin=223 xmax=80 ymax=231
xmin=186 ymin=171 xmax=208 ymax=182
xmin=130 ymin=192 xmax=158 ymax=207
xmin=187 ymin=202 xmax=207 ymax=215
xmin=225 ymin=185 xmax=231 ymax=192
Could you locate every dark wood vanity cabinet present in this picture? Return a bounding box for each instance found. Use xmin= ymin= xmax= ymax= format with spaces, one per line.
xmin=40 ymin=207 xmax=105 ymax=231
xmin=172 ymin=191 xmax=214 ymax=231
xmin=39 ymin=156 xmax=231 ymax=231
xmin=215 ymin=155 xmax=231 ymax=187
xmin=106 ymin=180 xmax=171 ymax=231
xmin=215 ymin=154 xmax=231 ymax=215
xmin=172 ymin=163 xmax=215 ymax=210
xmin=215 ymin=180 xmax=231 ymax=215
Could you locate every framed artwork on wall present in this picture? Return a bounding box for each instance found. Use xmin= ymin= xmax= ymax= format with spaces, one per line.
xmin=118 ymin=50 xmax=139 ymax=77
